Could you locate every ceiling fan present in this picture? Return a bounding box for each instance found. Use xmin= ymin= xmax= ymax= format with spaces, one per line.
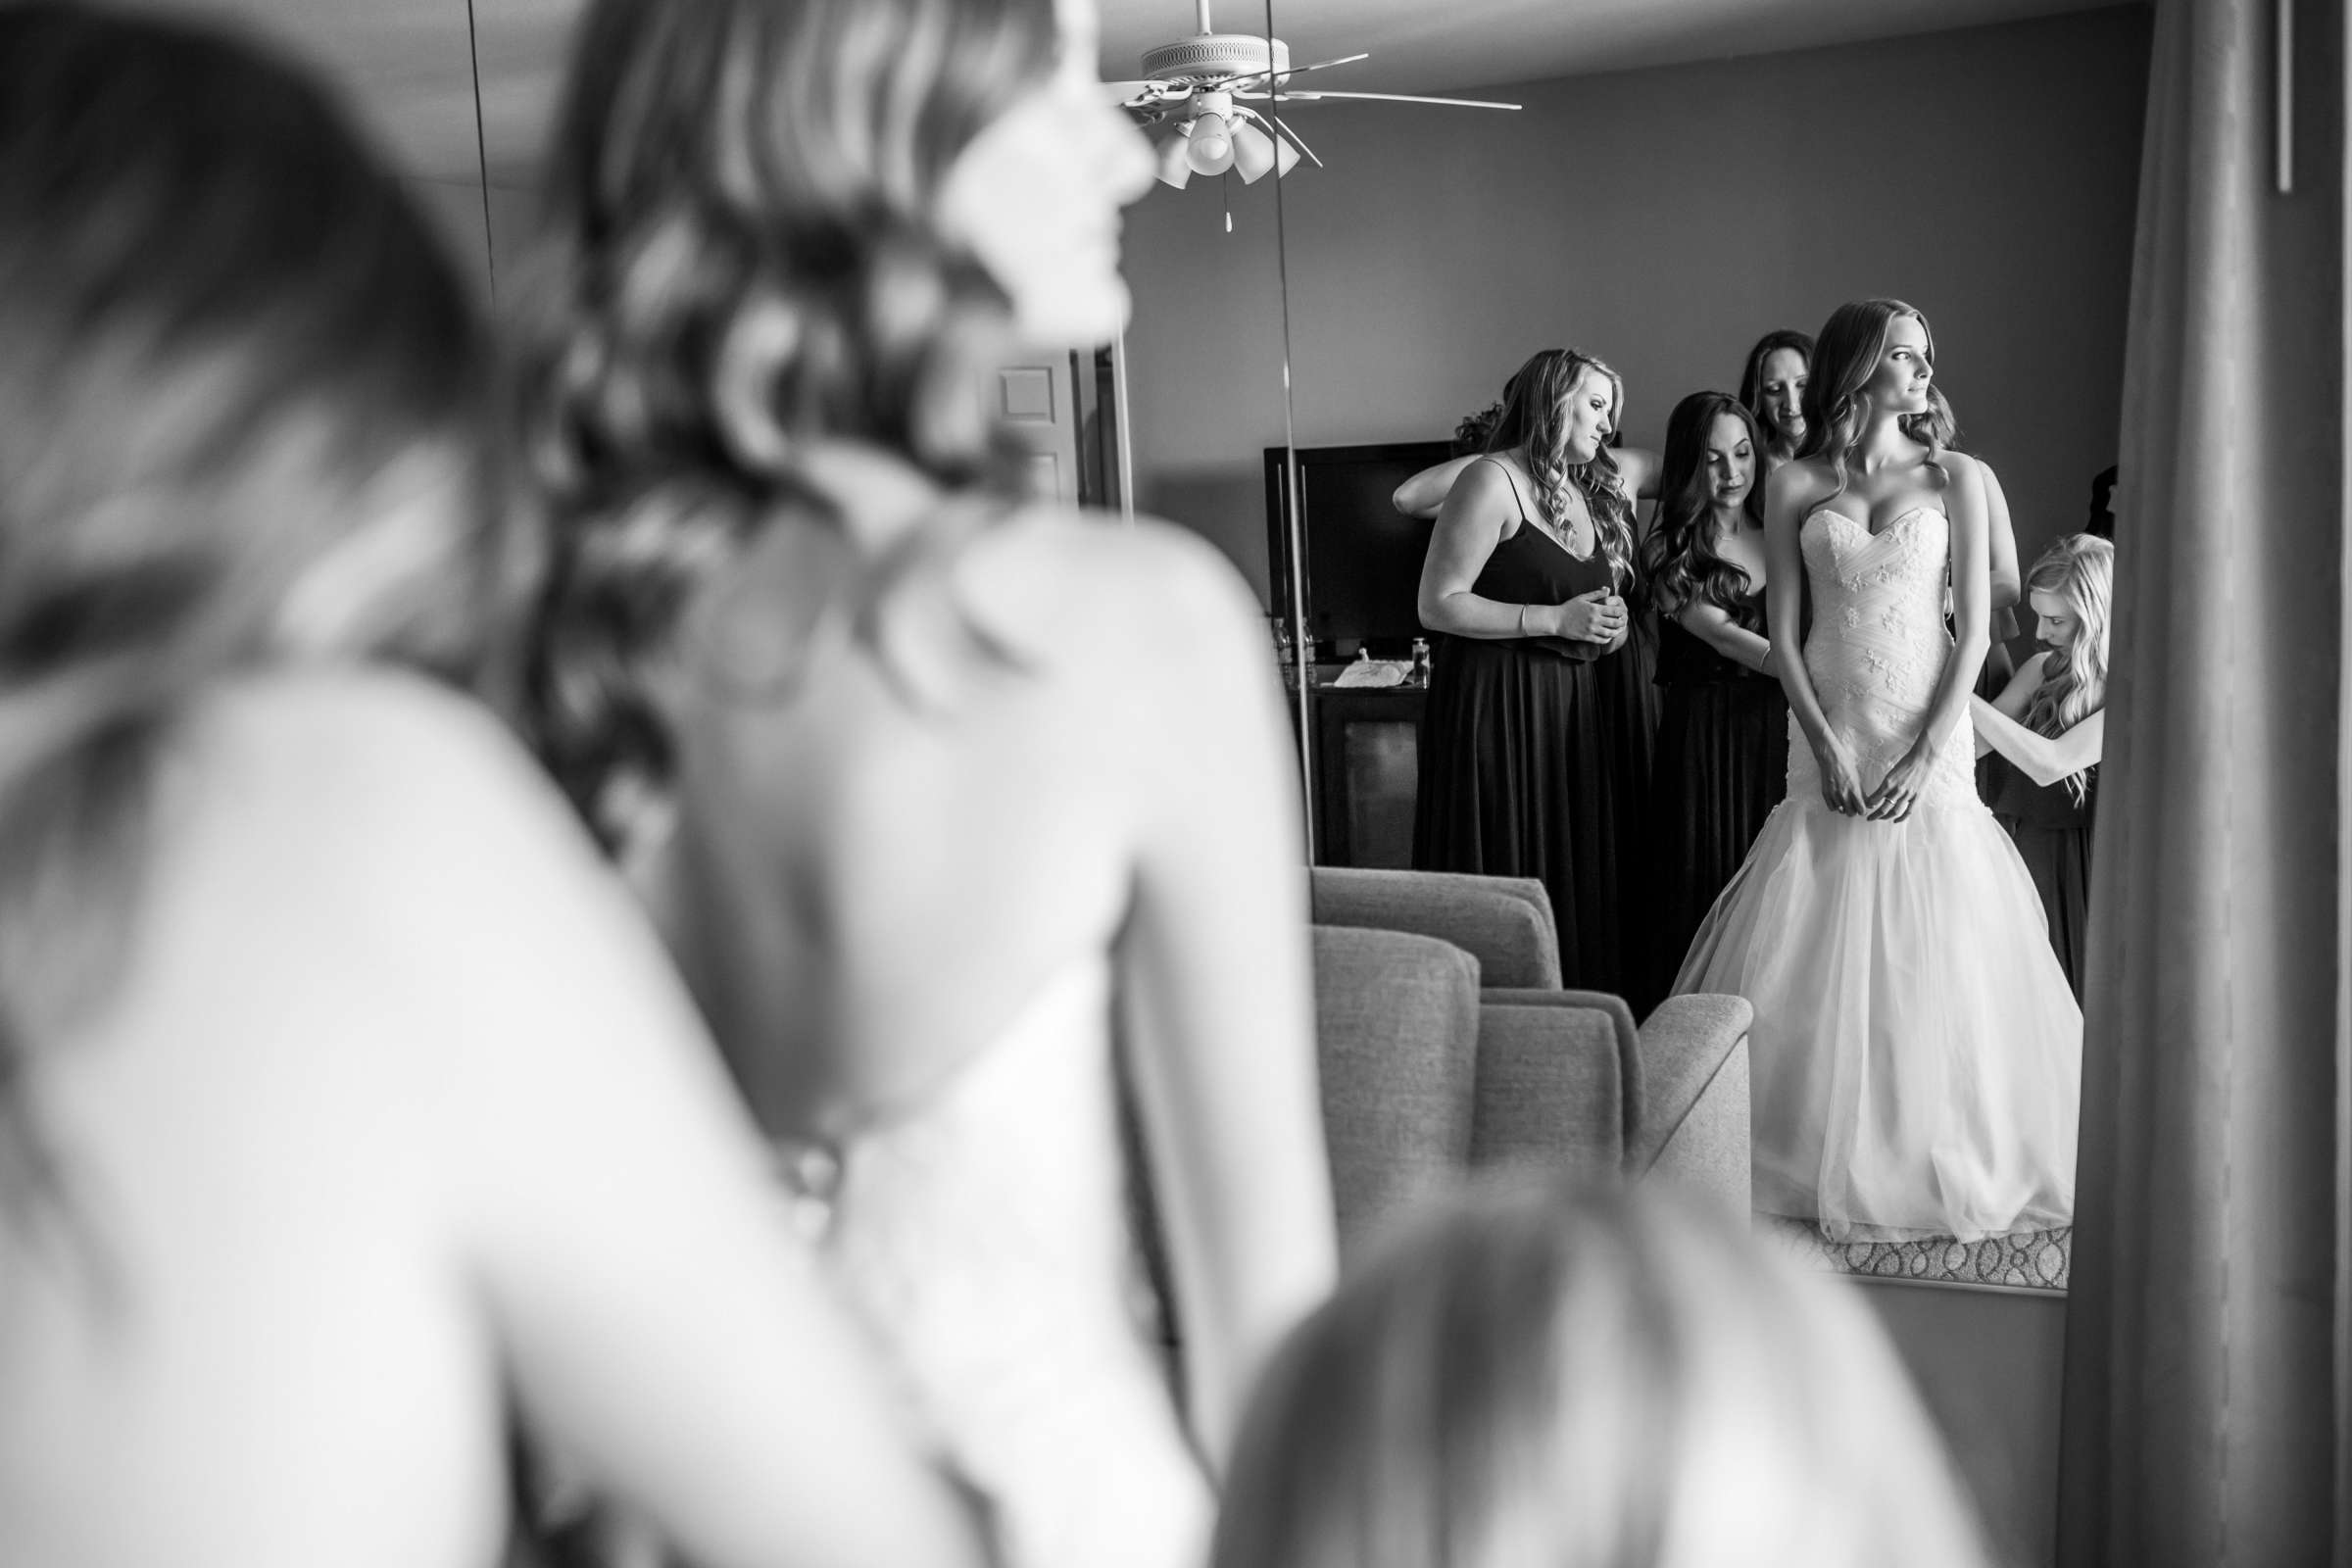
xmin=1108 ymin=1 xmax=1520 ymax=191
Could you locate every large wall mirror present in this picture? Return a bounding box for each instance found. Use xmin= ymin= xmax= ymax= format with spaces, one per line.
xmin=1213 ymin=4 xmax=2151 ymax=1564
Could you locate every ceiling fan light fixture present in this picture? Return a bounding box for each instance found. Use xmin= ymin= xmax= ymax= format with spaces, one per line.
xmin=1186 ymin=111 xmax=1234 ymax=176
xmin=1154 ymin=123 xmax=1195 ymax=189
xmin=1229 ymin=120 xmax=1276 ymax=183
xmin=1273 ymin=134 xmax=1301 ymax=178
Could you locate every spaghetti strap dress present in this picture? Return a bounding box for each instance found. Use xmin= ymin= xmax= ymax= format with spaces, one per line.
xmin=1412 ymin=459 xmax=1651 ymax=1002
xmin=1647 ymin=596 xmax=1788 ymax=1003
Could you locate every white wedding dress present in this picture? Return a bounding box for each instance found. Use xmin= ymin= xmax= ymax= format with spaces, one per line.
xmin=772 ymin=958 xmax=1211 ymax=1568
xmin=1675 ymin=504 xmax=2081 ymax=1242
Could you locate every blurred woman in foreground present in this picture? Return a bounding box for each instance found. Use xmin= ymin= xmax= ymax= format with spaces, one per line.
xmin=1212 ymin=1178 xmax=1994 ymax=1568
xmin=0 ymin=8 xmax=984 ymax=1566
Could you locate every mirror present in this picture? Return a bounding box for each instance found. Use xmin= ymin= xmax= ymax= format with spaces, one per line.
xmin=1254 ymin=0 xmax=2152 ymax=1300
xmin=1250 ymin=10 xmax=2151 ymax=1557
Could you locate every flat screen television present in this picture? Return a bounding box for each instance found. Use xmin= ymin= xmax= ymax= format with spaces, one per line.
xmin=1264 ymin=440 xmax=1456 ymax=658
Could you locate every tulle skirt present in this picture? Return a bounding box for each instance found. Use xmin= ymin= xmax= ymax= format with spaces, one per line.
xmin=1675 ymin=790 xmax=2081 ymax=1242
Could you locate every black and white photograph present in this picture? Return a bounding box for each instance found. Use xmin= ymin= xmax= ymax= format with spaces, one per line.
xmin=0 ymin=1 xmax=2339 ymax=1565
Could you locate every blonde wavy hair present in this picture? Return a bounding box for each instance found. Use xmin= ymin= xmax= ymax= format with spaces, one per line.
xmin=1211 ymin=1178 xmax=1994 ymax=1568
xmin=1484 ymin=348 xmax=1637 ymax=590
xmin=516 ymin=0 xmax=1056 ymax=851
xmin=2023 ymin=532 xmax=2114 ymax=805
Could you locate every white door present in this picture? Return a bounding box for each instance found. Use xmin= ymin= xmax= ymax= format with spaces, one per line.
xmin=991 ymin=352 xmax=1080 ymax=505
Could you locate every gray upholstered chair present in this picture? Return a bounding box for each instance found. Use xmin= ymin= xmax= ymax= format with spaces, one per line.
xmin=1308 ymin=866 xmax=1752 ymax=1254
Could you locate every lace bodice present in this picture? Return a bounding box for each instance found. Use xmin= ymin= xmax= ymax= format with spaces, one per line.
xmin=771 ymin=959 xmax=1208 ymax=1568
xmin=1787 ymin=507 xmax=1980 ymax=811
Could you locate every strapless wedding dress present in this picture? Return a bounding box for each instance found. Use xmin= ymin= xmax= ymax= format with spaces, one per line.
xmin=1675 ymin=505 xmax=2081 ymax=1242
xmin=774 ymin=959 xmax=1210 ymax=1568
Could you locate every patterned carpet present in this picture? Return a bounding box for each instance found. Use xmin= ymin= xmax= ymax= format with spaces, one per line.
xmin=1759 ymin=1215 xmax=2071 ymax=1293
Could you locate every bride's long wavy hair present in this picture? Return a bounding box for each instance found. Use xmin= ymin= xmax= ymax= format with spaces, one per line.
xmin=2022 ymin=533 xmax=2113 ymax=806
xmin=1797 ymin=299 xmax=1944 ymax=507
xmin=516 ymin=0 xmax=1054 ymax=852
xmin=0 ymin=5 xmax=500 ymax=1237
xmin=1484 ymin=349 xmax=1637 ymax=590
xmin=1639 ymin=392 xmax=1768 ymax=621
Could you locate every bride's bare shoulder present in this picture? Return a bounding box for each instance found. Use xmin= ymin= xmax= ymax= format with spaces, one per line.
xmin=1766 ymin=458 xmax=1838 ymax=513
xmin=959 ymin=505 xmax=1268 ymax=654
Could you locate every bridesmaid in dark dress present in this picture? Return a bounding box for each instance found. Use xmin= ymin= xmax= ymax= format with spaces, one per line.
xmin=1738 ymin=328 xmax=1813 ymax=474
xmin=1412 ymin=349 xmax=1659 ymax=1004
xmin=1971 ymin=533 xmax=2114 ymax=996
xmin=1638 ymin=392 xmax=1789 ymax=1002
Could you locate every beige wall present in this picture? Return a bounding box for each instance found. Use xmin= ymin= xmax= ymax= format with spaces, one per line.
xmin=1120 ymin=5 xmax=2153 ymax=607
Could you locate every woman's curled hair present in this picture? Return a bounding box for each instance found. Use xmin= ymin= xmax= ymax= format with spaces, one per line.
xmin=518 ymin=0 xmax=1059 ymax=852
xmin=2022 ymin=532 xmax=2114 ymax=805
xmin=1639 ymin=391 xmax=1768 ymax=625
xmin=1483 ymin=348 xmax=1638 ymax=592
xmin=1796 ymin=299 xmax=1944 ymax=506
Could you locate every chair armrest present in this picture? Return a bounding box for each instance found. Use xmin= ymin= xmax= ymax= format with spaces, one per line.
xmin=1486 ymin=987 xmax=1642 ymax=1147
xmin=1467 ymin=998 xmax=1626 ymax=1176
xmin=1308 ymin=866 xmax=1563 ymax=989
xmin=1629 ymin=993 xmax=1753 ymax=1212
xmin=1310 ymin=925 xmax=1482 ymax=1256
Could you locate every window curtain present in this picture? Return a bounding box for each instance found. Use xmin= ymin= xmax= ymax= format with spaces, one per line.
xmin=2055 ymin=0 xmax=2348 ymax=1562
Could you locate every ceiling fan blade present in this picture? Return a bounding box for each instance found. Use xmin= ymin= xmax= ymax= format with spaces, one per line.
xmin=1277 ymin=90 xmax=1523 ymax=110
xmin=1267 ymin=115 xmax=1325 ymax=170
xmin=1283 ymin=51 xmax=1373 ymax=75
xmin=1220 ymin=50 xmax=1372 ymax=91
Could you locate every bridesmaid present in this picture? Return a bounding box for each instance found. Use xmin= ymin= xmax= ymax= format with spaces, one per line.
xmin=1411 ymin=349 xmax=1658 ymax=1005
xmin=1971 ymin=533 xmax=2113 ymax=996
xmin=1737 ymin=329 xmax=1813 ymax=473
xmin=1638 ymin=392 xmax=1789 ymax=1002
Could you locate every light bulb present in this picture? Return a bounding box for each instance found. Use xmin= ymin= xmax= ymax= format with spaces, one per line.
xmin=1230 ymin=121 xmax=1276 ymax=184
xmin=1187 ymin=112 xmax=1234 ymax=176
xmin=1153 ymin=124 xmax=1194 ymax=189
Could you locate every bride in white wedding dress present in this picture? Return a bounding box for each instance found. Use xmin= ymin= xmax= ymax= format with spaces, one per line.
xmin=516 ymin=0 xmax=1337 ymax=1562
xmin=1676 ymin=300 xmax=2081 ymax=1243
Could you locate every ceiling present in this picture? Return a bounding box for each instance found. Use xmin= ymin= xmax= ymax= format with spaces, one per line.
xmin=123 ymin=0 xmax=2133 ymax=185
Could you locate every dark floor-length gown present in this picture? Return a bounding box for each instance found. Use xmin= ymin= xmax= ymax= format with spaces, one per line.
xmin=1413 ymin=489 xmax=1650 ymax=1004
xmin=1647 ymin=598 xmax=1788 ymax=1003
xmin=1991 ymin=757 xmax=2095 ymax=998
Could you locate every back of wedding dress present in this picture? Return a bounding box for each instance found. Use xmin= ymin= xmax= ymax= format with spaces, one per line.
xmin=776 ymin=958 xmax=1210 ymax=1568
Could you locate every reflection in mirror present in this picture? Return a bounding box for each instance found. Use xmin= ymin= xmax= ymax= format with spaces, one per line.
xmin=1263 ymin=0 xmax=2151 ymax=1248
xmin=1246 ymin=11 xmax=2151 ymax=1554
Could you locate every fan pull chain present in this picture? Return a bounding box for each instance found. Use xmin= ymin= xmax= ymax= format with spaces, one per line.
xmin=1224 ymin=172 xmax=1233 ymax=232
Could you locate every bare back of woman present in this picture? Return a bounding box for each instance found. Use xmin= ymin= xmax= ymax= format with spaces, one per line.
xmin=518 ymin=2 xmax=1335 ymax=1561
xmin=0 ymin=10 xmax=985 ymax=1567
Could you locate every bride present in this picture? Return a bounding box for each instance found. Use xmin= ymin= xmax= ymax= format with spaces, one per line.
xmin=1675 ymin=299 xmax=2080 ymax=1243
xmin=516 ymin=0 xmax=1336 ymax=1561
